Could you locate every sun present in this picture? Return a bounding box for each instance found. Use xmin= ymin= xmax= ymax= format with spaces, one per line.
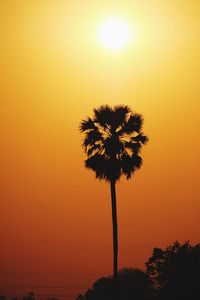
xmin=99 ymin=18 xmax=131 ymax=50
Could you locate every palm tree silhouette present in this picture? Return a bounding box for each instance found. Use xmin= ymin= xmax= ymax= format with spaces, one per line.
xmin=80 ymin=105 xmax=148 ymax=292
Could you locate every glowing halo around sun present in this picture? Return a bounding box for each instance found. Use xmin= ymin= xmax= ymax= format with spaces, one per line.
xmin=99 ymin=18 xmax=132 ymax=50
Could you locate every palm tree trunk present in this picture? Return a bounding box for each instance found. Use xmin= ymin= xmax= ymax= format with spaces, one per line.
xmin=110 ymin=179 xmax=118 ymax=298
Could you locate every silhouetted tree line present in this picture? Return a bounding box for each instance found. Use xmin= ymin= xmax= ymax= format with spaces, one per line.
xmin=76 ymin=241 xmax=200 ymax=300
xmin=4 ymin=293 xmax=58 ymax=300
xmin=11 ymin=292 xmax=36 ymax=300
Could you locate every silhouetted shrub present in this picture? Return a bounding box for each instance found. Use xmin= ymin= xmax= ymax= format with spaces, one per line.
xmin=80 ymin=268 xmax=154 ymax=300
xmin=146 ymin=241 xmax=200 ymax=300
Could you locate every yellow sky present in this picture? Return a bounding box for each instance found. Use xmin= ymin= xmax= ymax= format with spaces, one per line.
xmin=0 ymin=0 xmax=200 ymax=298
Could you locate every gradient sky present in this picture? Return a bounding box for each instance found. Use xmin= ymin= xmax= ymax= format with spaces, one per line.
xmin=0 ymin=1 xmax=200 ymax=299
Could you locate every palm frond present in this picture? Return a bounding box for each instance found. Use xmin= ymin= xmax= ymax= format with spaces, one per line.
xmin=121 ymin=154 xmax=143 ymax=179
xmin=85 ymin=155 xmax=121 ymax=181
xmin=124 ymin=141 xmax=141 ymax=155
xmin=87 ymin=144 xmax=101 ymax=157
xmin=79 ymin=117 xmax=96 ymax=132
xmin=132 ymin=154 xmax=143 ymax=169
xmin=121 ymin=113 xmax=144 ymax=134
xmin=114 ymin=105 xmax=131 ymax=117
xmin=85 ymin=154 xmax=107 ymax=180
xmin=82 ymin=130 xmax=102 ymax=150
xmin=132 ymin=133 xmax=149 ymax=144
xmin=104 ymin=137 xmax=124 ymax=157
xmin=82 ymin=138 xmax=92 ymax=150
xmin=93 ymin=105 xmax=113 ymax=128
xmin=86 ymin=130 xmax=102 ymax=143
xmin=121 ymin=154 xmax=135 ymax=179
xmin=111 ymin=105 xmax=131 ymax=129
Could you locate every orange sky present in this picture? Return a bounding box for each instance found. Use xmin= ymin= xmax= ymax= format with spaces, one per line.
xmin=0 ymin=1 xmax=200 ymax=299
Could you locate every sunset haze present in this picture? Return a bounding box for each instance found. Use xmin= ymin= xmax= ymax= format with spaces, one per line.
xmin=1 ymin=1 xmax=200 ymax=299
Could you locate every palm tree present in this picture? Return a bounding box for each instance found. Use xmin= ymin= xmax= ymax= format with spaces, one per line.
xmin=79 ymin=105 xmax=148 ymax=290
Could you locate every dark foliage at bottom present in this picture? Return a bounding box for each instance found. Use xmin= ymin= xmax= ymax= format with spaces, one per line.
xmin=76 ymin=241 xmax=200 ymax=300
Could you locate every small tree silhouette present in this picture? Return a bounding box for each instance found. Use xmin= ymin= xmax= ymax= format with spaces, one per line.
xmin=146 ymin=241 xmax=200 ymax=300
xmin=80 ymin=105 xmax=148 ymax=298
xmin=79 ymin=268 xmax=153 ymax=300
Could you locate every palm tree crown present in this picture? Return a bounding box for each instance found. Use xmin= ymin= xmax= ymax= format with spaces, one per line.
xmin=80 ymin=105 xmax=148 ymax=182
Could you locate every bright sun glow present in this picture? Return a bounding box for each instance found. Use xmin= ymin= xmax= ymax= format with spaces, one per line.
xmin=99 ymin=18 xmax=131 ymax=50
